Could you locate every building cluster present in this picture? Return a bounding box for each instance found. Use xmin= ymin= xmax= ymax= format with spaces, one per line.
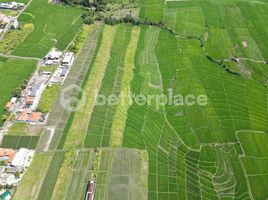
xmin=0 ymin=13 xmax=19 ymax=29
xmin=43 ymin=49 xmax=74 ymax=84
xmin=4 ymin=49 xmax=74 ymax=126
xmin=5 ymin=73 xmax=48 ymax=125
xmin=0 ymin=2 xmax=24 ymax=10
xmin=0 ymin=148 xmax=34 ymax=187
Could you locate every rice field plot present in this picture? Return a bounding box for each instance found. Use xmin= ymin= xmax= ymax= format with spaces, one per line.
xmin=50 ymin=25 xmax=117 ymax=200
xmin=12 ymin=0 xmax=83 ymax=58
xmin=94 ymin=148 xmax=148 ymax=200
xmin=13 ymin=152 xmax=54 ymax=200
xmin=0 ymin=58 xmax=36 ymax=127
xmin=0 ymin=135 xmax=39 ymax=149
xmin=36 ymin=151 xmax=65 ymax=200
xmin=62 ymin=25 xmax=117 ymax=150
xmin=65 ymin=150 xmax=95 ymax=200
xmin=238 ymin=1 xmax=268 ymax=60
xmin=156 ymin=29 xmax=268 ymax=145
xmin=164 ymin=1 xmax=205 ymax=35
xmin=84 ymin=25 xmax=132 ymax=148
xmin=238 ymin=131 xmax=268 ymax=200
xmin=123 ymin=26 xmax=192 ymax=199
xmin=121 ymin=23 xmax=268 ymax=199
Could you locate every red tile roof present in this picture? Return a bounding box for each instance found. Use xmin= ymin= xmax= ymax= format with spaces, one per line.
xmin=28 ymin=112 xmax=42 ymax=122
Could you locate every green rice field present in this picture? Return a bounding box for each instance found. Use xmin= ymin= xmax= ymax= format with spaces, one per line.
xmin=12 ymin=0 xmax=83 ymax=58
xmin=12 ymin=0 xmax=268 ymax=199
xmin=1 ymin=135 xmax=39 ymax=149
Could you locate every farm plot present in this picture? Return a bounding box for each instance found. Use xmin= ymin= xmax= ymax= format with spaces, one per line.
xmin=36 ymin=151 xmax=65 ymax=200
xmin=62 ymin=25 xmax=117 ymax=150
xmin=13 ymin=152 xmax=54 ymax=200
xmin=12 ymin=0 xmax=83 ymax=58
xmin=123 ymin=26 xmax=192 ymax=199
xmin=0 ymin=135 xmax=39 ymax=149
xmin=84 ymin=25 xmax=133 ymax=148
xmin=164 ymin=1 xmax=205 ymax=35
xmin=0 ymin=58 xmax=36 ymax=127
xmin=120 ymin=23 xmax=268 ymax=199
xmin=94 ymin=148 xmax=148 ymax=200
xmin=49 ymin=25 xmax=117 ymax=200
xmin=238 ymin=131 xmax=268 ymax=200
xmin=65 ymin=150 xmax=95 ymax=200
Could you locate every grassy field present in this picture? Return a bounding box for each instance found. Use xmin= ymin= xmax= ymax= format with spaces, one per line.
xmin=84 ymin=25 xmax=135 ymax=148
xmin=7 ymin=122 xmax=42 ymax=135
xmin=0 ymin=135 xmax=39 ymax=149
xmin=0 ymin=58 xmax=36 ymax=127
xmin=12 ymin=0 xmax=83 ymax=58
xmin=37 ymin=84 xmax=61 ymax=113
xmin=13 ymin=152 xmax=53 ymax=200
xmin=36 ymin=151 xmax=65 ymax=200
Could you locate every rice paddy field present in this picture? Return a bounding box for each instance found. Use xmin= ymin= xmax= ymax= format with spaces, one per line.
xmin=11 ymin=0 xmax=268 ymax=199
xmin=12 ymin=0 xmax=83 ymax=58
xmin=1 ymin=135 xmax=39 ymax=149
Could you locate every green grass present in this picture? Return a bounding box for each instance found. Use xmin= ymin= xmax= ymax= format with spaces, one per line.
xmin=0 ymin=58 xmax=36 ymax=127
xmin=0 ymin=135 xmax=39 ymax=149
xmin=36 ymin=151 xmax=65 ymax=200
xmin=7 ymin=122 xmax=42 ymax=135
xmin=110 ymin=26 xmax=140 ymax=147
xmin=13 ymin=152 xmax=53 ymax=200
xmin=83 ymin=25 xmax=133 ymax=148
xmin=38 ymin=65 xmax=58 ymax=73
xmin=37 ymin=84 xmax=61 ymax=113
xmin=50 ymin=25 xmax=117 ymax=200
xmin=0 ymin=0 xmax=30 ymax=3
xmin=12 ymin=0 xmax=83 ymax=58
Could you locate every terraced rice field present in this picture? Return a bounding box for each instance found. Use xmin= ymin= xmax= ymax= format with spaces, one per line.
xmin=13 ymin=0 xmax=268 ymax=199
xmin=12 ymin=0 xmax=83 ymax=58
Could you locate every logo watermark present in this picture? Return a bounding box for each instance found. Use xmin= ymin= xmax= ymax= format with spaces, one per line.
xmin=60 ymin=84 xmax=87 ymax=112
xmin=95 ymin=89 xmax=208 ymax=110
xmin=60 ymin=84 xmax=208 ymax=112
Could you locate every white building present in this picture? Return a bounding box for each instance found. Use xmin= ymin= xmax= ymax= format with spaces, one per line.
xmin=47 ymin=49 xmax=62 ymax=60
xmin=62 ymin=52 xmax=74 ymax=66
xmin=11 ymin=148 xmax=34 ymax=169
